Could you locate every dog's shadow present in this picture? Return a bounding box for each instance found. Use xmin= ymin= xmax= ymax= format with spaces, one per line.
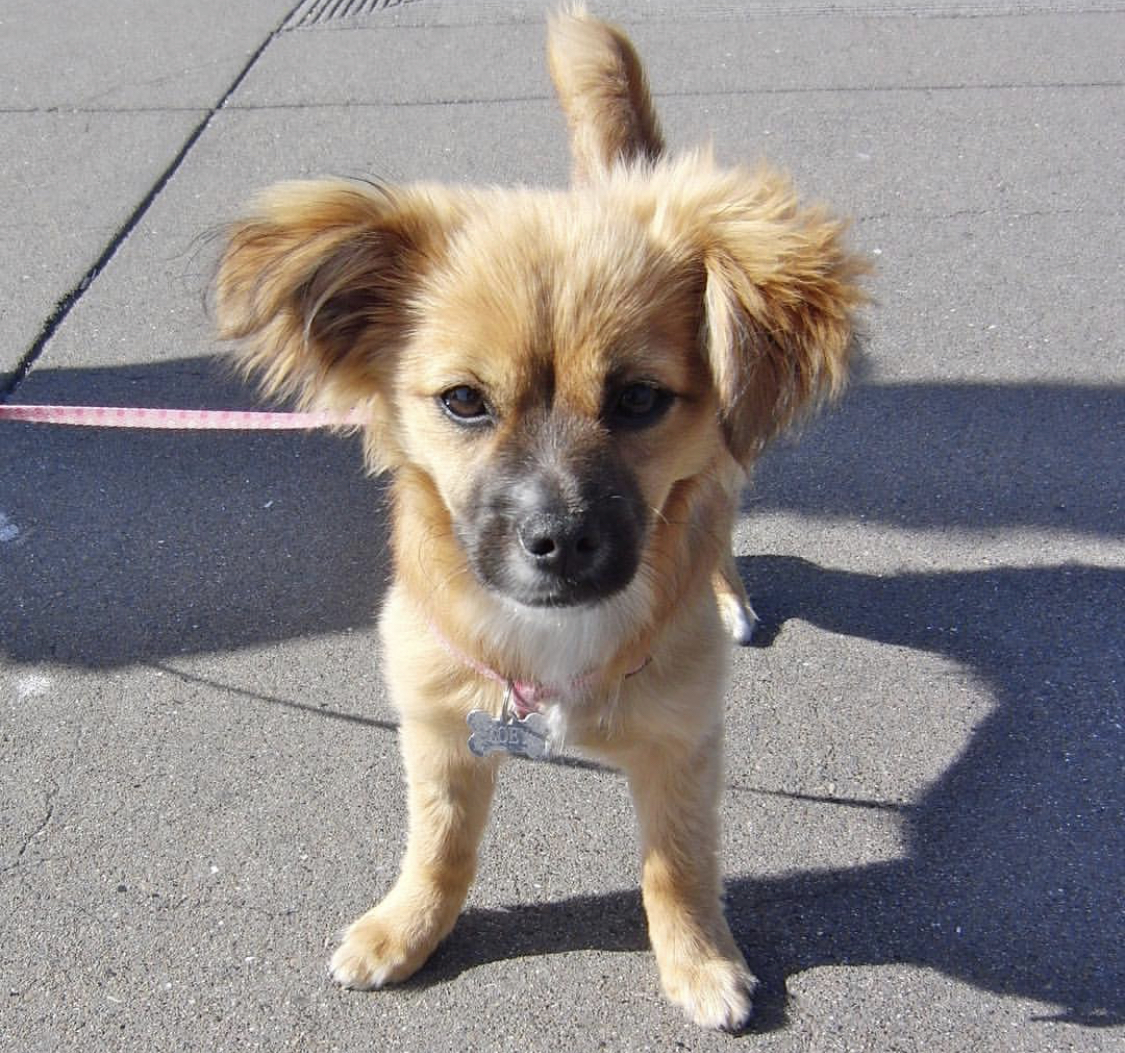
xmin=420 ymin=558 xmax=1124 ymax=1031
xmin=3 ymin=364 xmax=1122 ymax=1028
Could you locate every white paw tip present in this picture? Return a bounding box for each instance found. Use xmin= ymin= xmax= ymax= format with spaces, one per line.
xmin=667 ymin=958 xmax=759 ymax=1031
xmin=718 ymin=593 xmax=758 ymax=646
xmin=328 ymin=947 xmax=390 ymax=991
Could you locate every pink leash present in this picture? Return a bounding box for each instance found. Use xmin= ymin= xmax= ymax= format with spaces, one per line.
xmin=0 ymin=405 xmax=364 ymax=429
xmin=0 ymin=404 xmax=364 ymax=430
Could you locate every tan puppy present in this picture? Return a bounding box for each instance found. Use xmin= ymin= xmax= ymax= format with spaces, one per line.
xmin=216 ymin=7 xmax=866 ymax=1031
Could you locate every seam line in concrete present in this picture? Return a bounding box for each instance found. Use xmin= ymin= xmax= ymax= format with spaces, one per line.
xmin=0 ymin=1 xmax=308 ymax=401
xmin=857 ymin=207 xmax=1122 ymax=223
xmin=206 ymin=80 xmax=1125 ymax=113
xmin=287 ymin=9 xmax=1125 ymax=28
xmin=0 ymin=105 xmax=212 ymax=116
xmin=2 ymin=78 xmax=1121 ymax=120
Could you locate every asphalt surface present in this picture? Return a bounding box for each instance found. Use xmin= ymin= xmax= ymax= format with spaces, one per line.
xmin=2 ymin=1 xmax=1122 ymax=1050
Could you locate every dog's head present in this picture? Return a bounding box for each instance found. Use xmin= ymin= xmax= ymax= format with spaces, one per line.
xmin=215 ymin=10 xmax=866 ymax=614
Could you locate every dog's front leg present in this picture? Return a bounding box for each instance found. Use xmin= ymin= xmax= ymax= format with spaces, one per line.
xmin=625 ymin=732 xmax=757 ymax=1031
xmin=330 ymin=715 xmax=498 ymax=989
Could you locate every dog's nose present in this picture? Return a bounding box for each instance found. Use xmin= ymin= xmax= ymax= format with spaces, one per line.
xmin=479 ymin=464 xmax=643 ymax=607
xmin=516 ymin=511 xmax=602 ymax=577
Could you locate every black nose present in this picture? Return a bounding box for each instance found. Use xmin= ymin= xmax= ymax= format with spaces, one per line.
xmin=517 ymin=511 xmax=602 ymax=577
xmin=467 ymin=456 xmax=644 ymax=608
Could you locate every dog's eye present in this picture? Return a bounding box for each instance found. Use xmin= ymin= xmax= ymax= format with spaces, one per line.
xmin=608 ymin=383 xmax=673 ymax=429
xmin=440 ymin=385 xmax=490 ymax=423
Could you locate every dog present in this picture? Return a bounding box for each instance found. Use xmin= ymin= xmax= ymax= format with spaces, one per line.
xmin=215 ymin=6 xmax=866 ymax=1031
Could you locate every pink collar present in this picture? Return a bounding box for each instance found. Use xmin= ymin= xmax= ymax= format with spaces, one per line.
xmin=427 ymin=620 xmax=649 ymax=718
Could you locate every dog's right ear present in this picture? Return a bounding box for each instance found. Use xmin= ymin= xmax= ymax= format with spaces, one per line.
xmin=547 ymin=6 xmax=664 ymax=182
xmin=216 ymin=180 xmax=461 ymax=468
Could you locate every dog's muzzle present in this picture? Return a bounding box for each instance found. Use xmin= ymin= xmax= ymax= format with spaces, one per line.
xmin=462 ymin=460 xmax=646 ymax=608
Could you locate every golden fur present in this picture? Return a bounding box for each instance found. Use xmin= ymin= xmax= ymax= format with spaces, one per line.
xmin=216 ymin=6 xmax=866 ymax=1031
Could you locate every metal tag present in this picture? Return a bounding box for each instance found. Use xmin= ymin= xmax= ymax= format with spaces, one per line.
xmin=466 ymin=709 xmax=550 ymax=760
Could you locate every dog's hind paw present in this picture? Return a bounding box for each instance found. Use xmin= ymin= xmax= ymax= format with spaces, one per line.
xmin=716 ymin=591 xmax=758 ymax=646
xmin=662 ymin=956 xmax=758 ymax=1032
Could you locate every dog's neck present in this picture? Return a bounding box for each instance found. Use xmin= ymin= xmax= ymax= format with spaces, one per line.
xmin=426 ymin=615 xmax=649 ymax=716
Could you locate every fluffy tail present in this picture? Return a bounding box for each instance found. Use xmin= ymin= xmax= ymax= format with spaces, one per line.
xmin=547 ymin=5 xmax=664 ymax=182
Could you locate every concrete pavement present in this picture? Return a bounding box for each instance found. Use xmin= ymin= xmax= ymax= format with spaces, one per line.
xmin=2 ymin=1 xmax=1122 ymax=1050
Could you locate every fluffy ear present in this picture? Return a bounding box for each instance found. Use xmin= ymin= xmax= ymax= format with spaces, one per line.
xmin=215 ymin=180 xmax=461 ymax=467
xmin=677 ymin=163 xmax=870 ymax=463
xmin=547 ymin=6 xmax=664 ymax=182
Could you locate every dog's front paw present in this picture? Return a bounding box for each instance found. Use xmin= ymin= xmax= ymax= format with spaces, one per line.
xmin=660 ymin=954 xmax=758 ymax=1032
xmin=328 ymin=910 xmax=434 ymax=991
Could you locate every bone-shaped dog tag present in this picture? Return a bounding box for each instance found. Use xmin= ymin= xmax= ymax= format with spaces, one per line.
xmin=466 ymin=709 xmax=549 ymax=760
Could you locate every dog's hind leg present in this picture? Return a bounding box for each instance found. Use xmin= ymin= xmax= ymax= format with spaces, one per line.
xmin=329 ymin=716 xmax=498 ymax=989
xmin=712 ymin=550 xmax=758 ymax=646
xmin=710 ymin=453 xmax=757 ymax=645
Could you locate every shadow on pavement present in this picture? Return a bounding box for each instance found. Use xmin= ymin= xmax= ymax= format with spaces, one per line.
xmin=3 ymin=365 xmax=1120 ymax=669
xmin=1 ymin=360 xmax=388 ymax=666
xmin=750 ymin=381 xmax=1123 ymax=538
xmin=730 ymin=556 xmax=1124 ymax=1030
xmin=2 ymin=361 xmax=1122 ymax=1026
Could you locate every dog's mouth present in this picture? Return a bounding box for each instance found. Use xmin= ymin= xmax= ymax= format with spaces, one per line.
xmin=497 ymin=576 xmax=627 ymax=610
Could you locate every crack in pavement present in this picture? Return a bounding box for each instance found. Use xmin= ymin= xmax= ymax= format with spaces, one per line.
xmin=4 ymin=777 xmax=60 ymax=874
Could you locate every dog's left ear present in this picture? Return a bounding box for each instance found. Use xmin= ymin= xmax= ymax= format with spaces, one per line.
xmin=680 ymin=165 xmax=870 ymax=464
xmin=215 ymin=179 xmax=464 ymax=469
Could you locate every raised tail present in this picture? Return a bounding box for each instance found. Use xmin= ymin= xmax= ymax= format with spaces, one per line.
xmin=547 ymin=6 xmax=664 ymax=183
